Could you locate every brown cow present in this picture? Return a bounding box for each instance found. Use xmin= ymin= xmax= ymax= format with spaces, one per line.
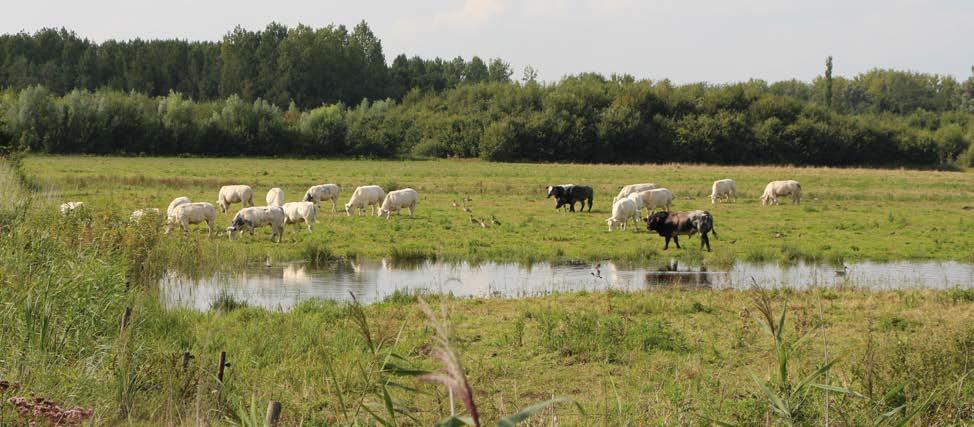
xmin=645 ymin=210 xmax=717 ymax=251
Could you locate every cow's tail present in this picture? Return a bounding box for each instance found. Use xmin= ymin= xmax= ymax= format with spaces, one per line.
xmin=707 ymin=212 xmax=718 ymax=239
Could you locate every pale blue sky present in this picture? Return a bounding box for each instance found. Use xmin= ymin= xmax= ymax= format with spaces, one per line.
xmin=3 ymin=0 xmax=972 ymax=83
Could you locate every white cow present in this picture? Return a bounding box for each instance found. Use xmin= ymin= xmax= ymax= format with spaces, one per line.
xmin=59 ymin=202 xmax=85 ymax=215
xmin=282 ymin=201 xmax=318 ymax=232
xmin=167 ymin=197 xmax=191 ymax=218
xmin=760 ymin=180 xmax=802 ymax=205
xmin=606 ymin=198 xmax=639 ymax=231
xmin=344 ymin=185 xmax=386 ymax=216
xmin=130 ymin=208 xmax=161 ymax=222
xmin=227 ymin=206 xmax=286 ymax=242
xmin=613 ymin=183 xmax=658 ymax=203
xmin=710 ymin=179 xmax=737 ymax=204
xmin=378 ymin=188 xmax=419 ymax=219
xmin=628 ymin=188 xmax=673 ymax=213
xmin=217 ymin=185 xmax=254 ymax=213
xmin=303 ymin=184 xmax=341 ymax=213
xmin=266 ymin=188 xmax=284 ymax=207
xmin=165 ymin=202 xmax=217 ymax=236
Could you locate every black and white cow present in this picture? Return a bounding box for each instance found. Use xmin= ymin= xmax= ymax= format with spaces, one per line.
xmin=546 ymin=184 xmax=594 ymax=212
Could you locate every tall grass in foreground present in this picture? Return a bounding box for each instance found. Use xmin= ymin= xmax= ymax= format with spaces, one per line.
xmin=733 ymin=287 xmax=971 ymax=426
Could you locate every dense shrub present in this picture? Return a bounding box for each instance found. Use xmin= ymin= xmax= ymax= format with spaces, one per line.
xmin=2 ymin=81 xmax=969 ymax=166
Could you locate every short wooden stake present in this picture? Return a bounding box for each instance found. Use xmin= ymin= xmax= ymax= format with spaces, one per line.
xmin=217 ymin=351 xmax=227 ymax=383
xmin=265 ymin=401 xmax=282 ymax=426
xmin=181 ymin=351 xmax=193 ymax=371
xmin=119 ymin=307 xmax=132 ymax=334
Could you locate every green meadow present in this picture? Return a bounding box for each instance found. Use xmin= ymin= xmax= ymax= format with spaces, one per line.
xmin=21 ymin=155 xmax=974 ymax=267
xmin=1 ymin=156 xmax=973 ymax=425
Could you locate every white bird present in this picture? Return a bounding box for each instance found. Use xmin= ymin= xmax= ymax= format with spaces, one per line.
xmin=834 ymin=265 xmax=849 ymax=277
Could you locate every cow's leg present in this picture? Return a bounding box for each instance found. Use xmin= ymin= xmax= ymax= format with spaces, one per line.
xmin=663 ymin=236 xmax=671 ymax=250
xmin=702 ymin=232 xmax=711 ymax=251
xmin=331 ymin=198 xmax=337 ymax=213
xmin=673 ymin=235 xmax=681 ymax=249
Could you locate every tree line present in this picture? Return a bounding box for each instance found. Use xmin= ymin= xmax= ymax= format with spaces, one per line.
xmin=0 ymin=23 xmax=513 ymax=108
xmin=3 ymin=76 xmax=972 ymax=166
xmin=1 ymin=23 xmax=973 ymax=166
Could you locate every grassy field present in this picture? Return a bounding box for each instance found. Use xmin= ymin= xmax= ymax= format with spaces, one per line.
xmin=2 ymin=156 xmax=974 ymax=425
xmin=22 ymin=156 xmax=974 ymax=268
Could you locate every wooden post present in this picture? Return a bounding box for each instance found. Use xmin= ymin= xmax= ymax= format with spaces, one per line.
xmin=265 ymin=401 xmax=282 ymax=426
xmin=217 ymin=351 xmax=227 ymax=383
xmin=181 ymin=352 xmax=193 ymax=371
xmin=119 ymin=307 xmax=132 ymax=334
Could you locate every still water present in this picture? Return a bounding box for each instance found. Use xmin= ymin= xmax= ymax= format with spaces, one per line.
xmin=160 ymin=259 xmax=974 ymax=311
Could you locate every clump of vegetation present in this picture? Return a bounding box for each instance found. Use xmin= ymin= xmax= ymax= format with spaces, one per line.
xmin=209 ymin=291 xmax=248 ymax=313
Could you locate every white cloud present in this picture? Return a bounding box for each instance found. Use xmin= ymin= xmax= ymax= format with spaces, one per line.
xmin=433 ymin=0 xmax=507 ymax=28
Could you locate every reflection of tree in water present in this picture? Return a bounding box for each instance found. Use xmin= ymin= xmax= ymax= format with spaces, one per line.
xmin=644 ymin=260 xmax=713 ymax=287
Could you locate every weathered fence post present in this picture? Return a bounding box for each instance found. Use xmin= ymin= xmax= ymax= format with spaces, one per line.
xmin=181 ymin=351 xmax=193 ymax=371
xmin=265 ymin=401 xmax=282 ymax=426
xmin=119 ymin=307 xmax=132 ymax=333
xmin=217 ymin=351 xmax=227 ymax=383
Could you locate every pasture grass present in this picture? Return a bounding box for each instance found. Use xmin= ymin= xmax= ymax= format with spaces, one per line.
xmin=2 ymin=156 xmax=974 ymax=425
xmin=21 ymin=155 xmax=974 ymax=268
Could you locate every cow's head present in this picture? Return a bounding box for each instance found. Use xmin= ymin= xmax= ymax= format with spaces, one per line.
xmin=546 ymin=186 xmax=563 ymax=198
xmin=646 ymin=211 xmax=669 ymax=231
xmin=228 ymin=215 xmax=251 ymax=232
xmin=303 ymin=192 xmax=314 ymax=202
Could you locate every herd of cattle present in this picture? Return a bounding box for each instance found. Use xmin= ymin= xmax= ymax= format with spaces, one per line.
xmin=58 ymin=178 xmax=802 ymax=251
xmin=546 ymin=178 xmax=801 ymax=251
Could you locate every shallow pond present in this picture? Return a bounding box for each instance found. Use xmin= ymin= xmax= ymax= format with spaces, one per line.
xmin=160 ymin=259 xmax=974 ymax=311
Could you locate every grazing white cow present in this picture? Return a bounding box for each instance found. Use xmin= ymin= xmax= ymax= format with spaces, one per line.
xmin=606 ymin=198 xmax=639 ymax=231
xmin=130 ymin=208 xmax=161 ymax=222
xmin=266 ymin=188 xmax=284 ymax=207
xmin=378 ymin=188 xmax=419 ymax=219
xmin=167 ymin=197 xmax=191 ymax=218
xmin=282 ymin=201 xmax=318 ymax=232
xmin=710 ymin=179 xmax=737 ymax=204
xmin=628 ymin=188 xmax=673 ymax=214
xmin=227 ymin=206 xmax=286 ymax=242
xmin=760 ymin=180 xmax=802 ymax=205
xmin=303 ymin=184 xmax=341 ymax=213
xmin=613 ymin=183 xmax=658 ymax=203
xmin=59 ymin=202 xmax=85 ymax=215
xmin=217 ymin=185 xmax=254 ymax=213
xmin=165 ymin=202 xmax=217 ymax=236
xmin=344 ymin=185 xmax=386 ymax=216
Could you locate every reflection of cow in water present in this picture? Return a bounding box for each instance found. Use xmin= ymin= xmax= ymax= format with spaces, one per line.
xmin=546 ymin=185 xmax=594 ymax=212
xmin=644 ymin=261 xmax=713 ymax=287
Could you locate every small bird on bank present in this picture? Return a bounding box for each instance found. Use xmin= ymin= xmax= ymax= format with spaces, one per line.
xmin=469 ymin=215 xmax=478 ymax=224
xmin=451 ymin=200 xmax=460 ymax=208
xmin=462 ymin=206 xmax=472 ymax=213
xmin=835 ymin=265 xmax=849 ymax=277
xmin=464 ymin=196 xmax=473 ymax=202
xmin=477 ymin=218 xmax=489 ymax=228
xmin=489 ymin=215 xmax=501 ymax=226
